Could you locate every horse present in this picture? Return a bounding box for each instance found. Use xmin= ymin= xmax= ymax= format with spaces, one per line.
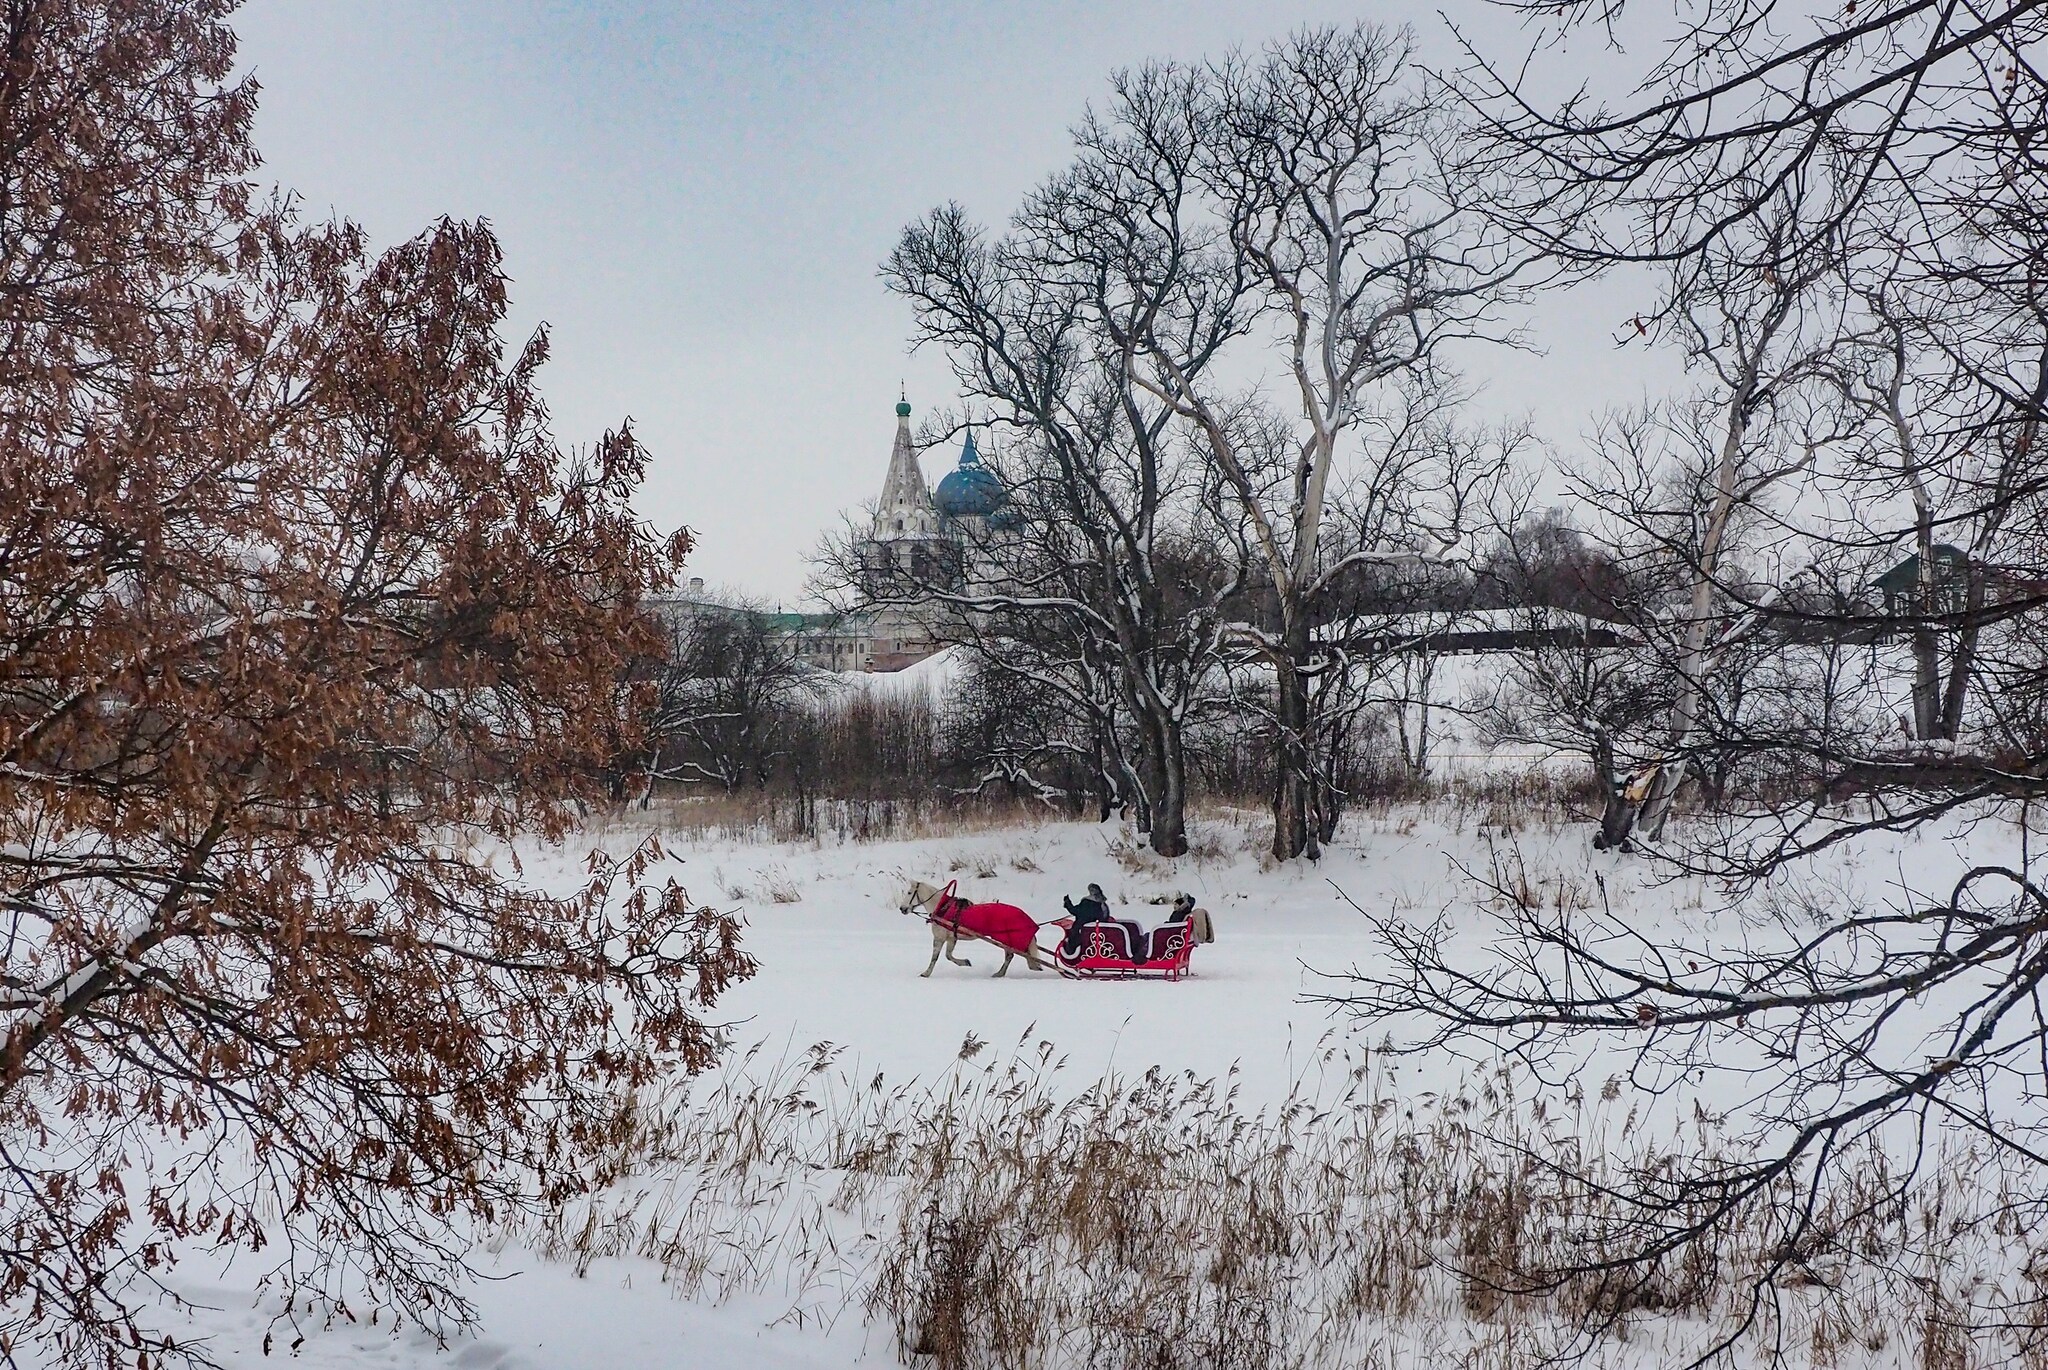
xmin=898 ymin=879 xmax=1051 ymax=978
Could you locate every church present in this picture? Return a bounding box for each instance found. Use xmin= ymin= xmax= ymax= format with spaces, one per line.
xmin=797 ymin=397 xmax=1011 ymax=672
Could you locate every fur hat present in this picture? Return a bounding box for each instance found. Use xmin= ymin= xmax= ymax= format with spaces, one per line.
xmin=1087 ymin=882 xmax=1105 ymax=900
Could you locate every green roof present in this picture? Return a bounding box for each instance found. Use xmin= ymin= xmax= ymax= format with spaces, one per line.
xmin=1873 ymin=545 xmax=1967 ymax=594
xmin=754 ymin=610 xmax=841 ymax=633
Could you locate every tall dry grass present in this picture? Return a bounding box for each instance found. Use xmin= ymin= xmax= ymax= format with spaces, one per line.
xmin=595 ymin=766 xmax=1606 ymax=861
xmin=594 ymin=790 xmax=1074 ymax=848
xmin=511 ymin=1033 xmax=2047 ymax=1370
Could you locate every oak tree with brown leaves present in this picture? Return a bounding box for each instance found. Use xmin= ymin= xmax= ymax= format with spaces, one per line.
xmin=0 ymin=3 xmax=752 ymax=1364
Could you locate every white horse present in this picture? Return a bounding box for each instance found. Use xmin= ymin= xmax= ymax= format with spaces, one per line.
xmin=898 ymin=879 xmax=1050 ymax=978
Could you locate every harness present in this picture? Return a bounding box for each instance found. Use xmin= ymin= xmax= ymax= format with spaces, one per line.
xmin=928 ymin=880 xmax=969 ymax=932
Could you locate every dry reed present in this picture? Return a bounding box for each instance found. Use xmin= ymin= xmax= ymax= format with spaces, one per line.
xmin=512 ymin=1033 xmax=2045 ymax=1370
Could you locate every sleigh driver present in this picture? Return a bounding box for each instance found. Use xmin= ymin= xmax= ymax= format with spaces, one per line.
xmin=1058 ymin=883 xmax=1115 ymax=955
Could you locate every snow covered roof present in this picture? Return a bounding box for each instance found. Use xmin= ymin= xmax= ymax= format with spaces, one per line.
xmin=824 ymin=644 xmax=965 ymax=698
xmin=1319 ymin=606 xmax=1638 ymax=643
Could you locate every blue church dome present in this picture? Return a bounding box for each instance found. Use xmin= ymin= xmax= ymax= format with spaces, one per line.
xmin=933 ymin=431 xmax=1008 ymax=518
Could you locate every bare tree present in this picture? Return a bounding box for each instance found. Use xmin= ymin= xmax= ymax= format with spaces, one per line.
xmin=1451 ymin=0 xmax=2048 ymax=273
xmin=644 ymin=601 xmax=821 ymax=794
xmin=861 ymin=28 xmax=1527 ymax=860
xmin=1469 ymin=565 xmax=1669 ymax=846
xmin=1114 ymin=26 xmax=1530 ymax=859
xmin=869 ymin=75 xmax=1255 ymax=856
xmin=1449 ymin=0 xmax=2048 ymax=823
xmin=1601 ymin=181 xmax=1860 ymax=841
xmin=943 ymin=654 xmax=1106 ymax=810
xmin=1335 ymin=1 xmax=2048 ymax=1355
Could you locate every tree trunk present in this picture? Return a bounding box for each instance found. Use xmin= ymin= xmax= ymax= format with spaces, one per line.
xmin=1939 ymin=562 xmax=1983 ymax=740
xmin=1911 ymin=501 xmax=1943 ymax=738
xmin=1911 ymin=624 xmax=1943 ymax=739
xmin=1123 ymin=755 xmax=1153 ymax=833
xmin=1093 ymin=729 xmax=1117 ymax=822
xmin=1131 ymin=707 xmax=1190 ymax=856
xmin=1312 ymin=707 xmax=1346 ymax=845
xmin=1152 ymin=736 xmax=1189 ymax=857
xmin=1631 ymin=295 xmax=1789 ymax=845
xmin=1591 ymin=732 xmax=1632 ymax=850
xmin=1890 ymin=340 xmax=1950 ymax=744
xmin=1394 ymin=653 xmax=1436 ymax=783
xmin=1270 ymin=621 xmax=1320 ymax=861
xmin=1634 ymin=461 xmax=1742 ymax=839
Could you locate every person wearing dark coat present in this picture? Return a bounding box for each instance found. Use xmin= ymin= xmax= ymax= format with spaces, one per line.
xmin=1144 ymin=893 xmax=1199 ymax=961
xmin=1060 ymin=882 xmax=1113 ymax=955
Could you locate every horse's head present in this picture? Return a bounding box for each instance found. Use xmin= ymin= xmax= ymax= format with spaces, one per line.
xmin=899 ymin=880 xmax=941 ymax=916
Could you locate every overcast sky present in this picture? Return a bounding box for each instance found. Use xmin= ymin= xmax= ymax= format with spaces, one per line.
xmin=233 ymin=1 xmax=1681 ymax=602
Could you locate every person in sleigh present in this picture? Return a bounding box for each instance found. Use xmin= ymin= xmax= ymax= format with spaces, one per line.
xmin=1060 ymin=883 xmax=1113 ymax=955
xmin=1155 ymin=894 xmax=1208 ymax=950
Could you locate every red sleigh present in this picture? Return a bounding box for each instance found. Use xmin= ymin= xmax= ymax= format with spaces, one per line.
xmin=1051 ymin=907 xmax=1212 ymax=981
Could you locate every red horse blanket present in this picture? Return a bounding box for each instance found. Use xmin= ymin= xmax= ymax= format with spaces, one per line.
xmin=934 ymin=893 xmax=1041 ymax=955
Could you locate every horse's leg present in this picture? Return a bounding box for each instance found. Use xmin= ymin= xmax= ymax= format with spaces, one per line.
xmin=946 ymin=931 xmax=973 ymax=967
xmin=993 ymin=948 xmax=1014 ymax=978
xmin=922 ymin=927 xmax=942 ymax=977
xmin=1025 ymin=941 xmax=1047 ymax=971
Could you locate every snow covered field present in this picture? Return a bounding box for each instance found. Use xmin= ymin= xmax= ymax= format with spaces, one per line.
xmin=122 ymin=800 xmax=2037 ymax=1370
